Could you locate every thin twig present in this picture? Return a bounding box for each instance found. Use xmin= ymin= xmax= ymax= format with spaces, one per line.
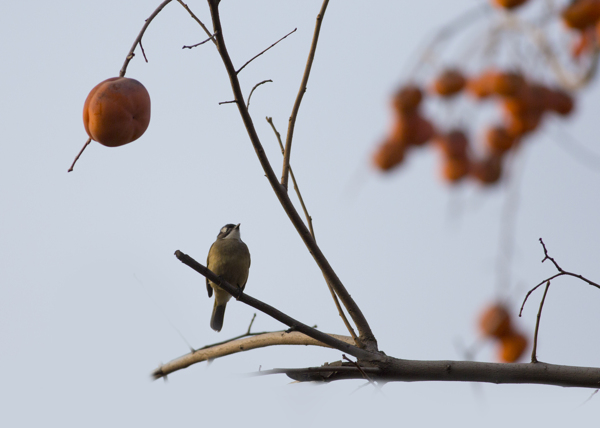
xmin=218 ymin=100 xmax=237 ymax=105
xmin=266 ymin=116 xmax=359 ymax=343
xmin=246 ymin=313 xmax=257 ymax=334
xmin=504 ymin=14 xmax=600 ymax=90
xmin=237 ymin=28 xmax=297 ymax=75
xmin=405 ymin=3 xmax=489 ymax=80
xmin=531 ymin=281 xmax=550 ymax=363
xmin=247 ymin=80 xmax=273 ymax=109
xmin=550 ymin=122 xmax=600 ymax=174
xmin=206 ymin=0 xmax=378 ymax=350
xmin=520 ymin=272 xmax=562 ymax=316
xmin=266 ymin=117 xmax=315 ymax=237
xmin=193 ymin=313 xmax=260 ymax=351
xmin=133 ymin=274 xmax=193 ymax=352
xmin=120 ymin=0 xmax=173 ymax=77
xmin=281 ymin=0 xmax=329 ymax=190
xmin=67 ymin=138 xmax=91 ymax=173
xmin=176 ymin=0 xmax=215 ymax=43
xmin=182 ymin=33 xmax=217 ymax=49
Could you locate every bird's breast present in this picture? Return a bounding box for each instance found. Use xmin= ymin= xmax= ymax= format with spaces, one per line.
xmin=208 ymin=240 xmax=250 ymax=288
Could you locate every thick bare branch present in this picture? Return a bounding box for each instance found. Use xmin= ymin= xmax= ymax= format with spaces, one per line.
xmin=205 ymin=0 xmax=378 ymax=350
xmin=152 ymin=330 xmax=354 ymax=379
xmin=281 ymin=0 xmax=329 ymax=190
xmin=257 ymin=359 xmax=600 ymax=389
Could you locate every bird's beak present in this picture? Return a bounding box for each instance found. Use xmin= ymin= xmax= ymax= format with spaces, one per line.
xmin=235 ymin=223 xmax=241 ymax=229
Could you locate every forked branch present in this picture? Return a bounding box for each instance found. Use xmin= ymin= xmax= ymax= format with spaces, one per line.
xmin=520 ymin=238 xmax=600 ymax=316
xmin=120 ymin=0 xmax=174 ymax=77
xmin=266 ymin=116 xmax=359 ymax=343
xmin=204 ymin=0 xmax=377 ymax=350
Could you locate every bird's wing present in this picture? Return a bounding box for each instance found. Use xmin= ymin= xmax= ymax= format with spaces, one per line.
xmin=206 ymin=243 xmax=213 ymax=298
xmin=240 ymin=242 xmax=251 ymax=292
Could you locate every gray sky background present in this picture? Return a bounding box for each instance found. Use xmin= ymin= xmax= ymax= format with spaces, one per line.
xmin=1 ymin=0 xmax=599 ymax=426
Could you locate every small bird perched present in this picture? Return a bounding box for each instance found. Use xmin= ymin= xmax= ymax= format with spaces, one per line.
xmin=206 ymin=223 xmax=251 ymax=332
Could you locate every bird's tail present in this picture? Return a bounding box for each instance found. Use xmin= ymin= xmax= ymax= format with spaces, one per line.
xmin=210 ymin=301 xmax=227 ymax=332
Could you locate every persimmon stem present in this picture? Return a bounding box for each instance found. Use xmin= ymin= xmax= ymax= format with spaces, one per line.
xmin=68 ymin=138 xmax=92 ymax=173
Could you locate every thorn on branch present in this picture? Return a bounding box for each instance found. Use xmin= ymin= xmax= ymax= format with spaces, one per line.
xmin=343 ymin=354 xmax=376 ymax=387
xmin=139 ymin=39 xmax=148 ymax=63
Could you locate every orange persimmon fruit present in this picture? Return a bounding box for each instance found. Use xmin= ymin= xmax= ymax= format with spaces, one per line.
xmin=441 ymin=157 xmax=470 ymax=183
xmin=485 ymin=126 xmax=517 ymax=154
xmin=498 ymin=332 xmax=528 ymax=362
xmin=435 ymin=130 xmax=469 ymax=159
xmin=545 ymin=89 xmax=575 ymax=116
xmin=503 ymin=109 xmax=543 ymax=137
xmin=471 ymin=154 xmax=503 ymax=184
xmin=468 ymin=69 xmax=526 ymax=98
xmin=390 ymin=113 xmax=435 ymax=147
xmin=411 ymin=115 xmax=436 ymax=146
xmin=562 ymin=0 xmax=600 ymax=30
xmin=83 ymin=77 xmax=151 ymax=147
xmin=392 ymin=85 xmax=423 ymax=114
xmin=490 ymin=71 xmax=526 ymax=97
xmin=431 ymin=69 xmax=466 ymax=97
xmin=479 ymin=304 xmax=512 ymax=338
xmin=373 ymin=140 xmax=405 ymax=171
xmin=467 ymin=71 xmax=496 ymax=99
xmin=492 ymin=0 xmax=528 ymax=9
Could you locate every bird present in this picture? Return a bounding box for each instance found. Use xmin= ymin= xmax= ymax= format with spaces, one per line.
xmin=206 ymin=223 xmax=251 ymax=332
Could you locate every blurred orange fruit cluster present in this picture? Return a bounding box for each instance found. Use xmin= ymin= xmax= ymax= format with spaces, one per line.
xmin=479 ymin=303 xmax=528 ymax=363
xmin=373 ymin=67 xmax=575 ymax=186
